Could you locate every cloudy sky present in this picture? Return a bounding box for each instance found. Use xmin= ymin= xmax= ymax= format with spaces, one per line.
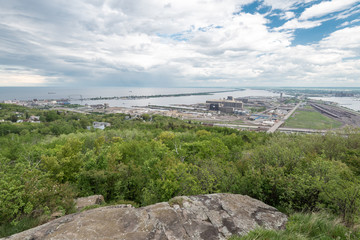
xmin=0 ymin=0 xmax=359 ymax=87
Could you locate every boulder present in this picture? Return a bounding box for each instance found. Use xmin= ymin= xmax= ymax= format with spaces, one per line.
xmin=49 ymin=211 xmax=63 ymax=219
xmin=3 ymin=194 xmax=287 ymax=240
xmin=75 ymin=195 xmax=105 ymax=211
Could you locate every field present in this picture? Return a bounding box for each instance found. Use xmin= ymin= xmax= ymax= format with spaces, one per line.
xmin=284 ymin=110 xmax=342 ymax=130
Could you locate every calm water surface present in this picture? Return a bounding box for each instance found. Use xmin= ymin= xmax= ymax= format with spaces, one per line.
xmin=309 ymin=96 xmax=360 ymax=111
xmin=2 ymin=87 xmax=359 ymax=111
xmin=0 ymin=87 xmax=281 ymax=108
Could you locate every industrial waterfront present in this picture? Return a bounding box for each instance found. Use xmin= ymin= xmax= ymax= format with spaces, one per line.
xmin=2 ymin=87 xmax=359 ymax=134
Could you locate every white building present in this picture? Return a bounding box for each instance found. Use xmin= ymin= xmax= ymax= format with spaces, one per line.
xmin=29 ymin=116 xmax=40 ymax=121
xmin=92 ymin=121 xmax=111 ymax=130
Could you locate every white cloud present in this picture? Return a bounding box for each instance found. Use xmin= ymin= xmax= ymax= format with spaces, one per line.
xmin=339 ymin=19 xmax=360 ymax=27
xmin=0 ymin=67 xmax=50 ymax=86
xmin=336 ymin=5 xmax=360 ymax=19
xmin=300 ymin=0 xmax=360 ymax=20
xmin=262 ymin=0 xmax=303 ymax=10
xmin=190 ymin=13 xmax=291 ymax=52
xmin=277 ymin=18 xmax=322 ymax=30
xmin=281 ymin=11 xmax=296 ymax=20
xmin=0 ymin=0 xmax=359 ymax=87
xmin=319 ymin=25 xmax=360 ymax=49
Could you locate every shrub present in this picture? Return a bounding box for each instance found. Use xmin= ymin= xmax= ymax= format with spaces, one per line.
xmin=230 ymin=212 xmax=360 ymax=240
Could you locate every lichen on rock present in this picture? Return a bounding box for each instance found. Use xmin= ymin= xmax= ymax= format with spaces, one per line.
xmin=4 ymin=194 xmax=287 ymax=240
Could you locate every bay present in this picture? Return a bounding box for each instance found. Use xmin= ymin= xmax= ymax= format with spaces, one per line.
xmin=309 ymin=96 xmax=360 ymax=112
xmin=0 ymin=87 xmax=281 ymax=108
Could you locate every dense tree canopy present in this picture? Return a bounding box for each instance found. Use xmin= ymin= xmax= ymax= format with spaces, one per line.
xmin=1 ymin=103 xmax=360 ymax=237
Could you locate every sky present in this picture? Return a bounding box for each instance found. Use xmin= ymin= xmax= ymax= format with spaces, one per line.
xmin=0 ymin=0 xmax=359 ymax=87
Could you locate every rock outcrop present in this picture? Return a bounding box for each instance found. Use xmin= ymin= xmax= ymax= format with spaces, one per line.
xmin=4 ymin=193 xmax=287 ymax=240
xmin=75 ymin=195 xmax=105 ymax=211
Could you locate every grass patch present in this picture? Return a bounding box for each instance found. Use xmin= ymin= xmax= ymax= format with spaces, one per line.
xmin=284 ymin=110 xmax=342 ymax=130
xmin=168 ymin=196 xmax=187 ymax=207
xmin=226 ymin=119 xmax=245 ymax=124
xmin=230 ymin=212 xmax=360 ymax=240
xmin=0 ymin=216 xmax=45 ymax=238
xmin=302 ymin=105 xmax=314 ymax=110
xmin=245 ymin=106 xmax=266 ymax=113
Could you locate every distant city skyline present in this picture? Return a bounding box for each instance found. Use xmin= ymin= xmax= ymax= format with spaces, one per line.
xmin=0 ymin=0 xmax=359 ymax=87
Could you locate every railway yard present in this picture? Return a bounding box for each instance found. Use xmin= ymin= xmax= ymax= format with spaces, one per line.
xmin=309 ymin=102 xmax=360 ymax=127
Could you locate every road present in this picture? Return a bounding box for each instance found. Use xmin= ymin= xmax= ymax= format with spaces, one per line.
xmin=278 ymin=127 xmax=327 ymax=133
xmin=213 ymin=122 xmax=328 ymax=134
xmin=267 ymin=102 xmax=301 ymax=133
xmin=213 ymin=123 xmax=269 ymax=130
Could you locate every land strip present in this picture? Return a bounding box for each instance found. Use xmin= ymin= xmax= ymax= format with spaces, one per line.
xmin=85 ymin=89 xmax=242 ymax=101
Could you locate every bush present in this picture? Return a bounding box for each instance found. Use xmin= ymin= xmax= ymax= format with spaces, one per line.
xmin=240 ymin=140 xmax=360 ymax=225
xmin=231 ymin=212 xmax=360 ymax=240
xmin=0 ymin=158 xmax=75 ymax=226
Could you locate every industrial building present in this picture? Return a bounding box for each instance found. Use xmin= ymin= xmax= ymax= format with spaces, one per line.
xmin=206 ymin=96 xmax=243 ymax=113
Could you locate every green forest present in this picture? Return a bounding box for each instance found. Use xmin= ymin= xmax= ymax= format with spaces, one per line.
xmin=1 ymin=103 xmax=360 ymax=239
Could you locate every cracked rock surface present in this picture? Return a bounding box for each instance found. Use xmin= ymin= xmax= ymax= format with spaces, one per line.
xmin=3 ymin=193 xmax=287 ymax=240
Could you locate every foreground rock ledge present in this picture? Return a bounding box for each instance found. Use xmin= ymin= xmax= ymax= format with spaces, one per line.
xmin=4 ymin=193 xmax=287 ymax=240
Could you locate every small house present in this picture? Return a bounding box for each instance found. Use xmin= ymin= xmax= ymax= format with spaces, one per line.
xmin=93 ymin=121 xmax=111 ymax=130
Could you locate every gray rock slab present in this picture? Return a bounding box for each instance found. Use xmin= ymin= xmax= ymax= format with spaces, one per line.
xmin=3 ymin=194 xmax=287 ymax=240
xmin=75 ymin=195 xmax=105 ymax=211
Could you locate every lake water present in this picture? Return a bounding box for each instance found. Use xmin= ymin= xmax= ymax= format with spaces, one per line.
xmin=309 ymin=96 xmax=360 ymax=112
xmin=0 ymin=87 xmax=360 ymax=111
xmin=2 ymin=87 xmax=359 ymax=111
xmin=0 ymin=87 xmax=281 ymax=108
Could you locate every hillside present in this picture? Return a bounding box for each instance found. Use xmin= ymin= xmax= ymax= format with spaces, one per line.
xmin=1 ymin=103 xmax=360 ymax=238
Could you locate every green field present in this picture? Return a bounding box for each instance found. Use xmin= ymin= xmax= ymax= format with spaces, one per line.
xmin=284 ymin=110 xmax=342 ymax=130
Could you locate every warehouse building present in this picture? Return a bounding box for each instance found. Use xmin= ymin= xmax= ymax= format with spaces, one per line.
xmin=206 ymin=96 xmax=243 ymax=114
